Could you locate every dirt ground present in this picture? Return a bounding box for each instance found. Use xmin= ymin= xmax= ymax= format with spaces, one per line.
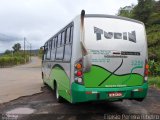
xmin=0 ymin=57 xmax=42 ymax=103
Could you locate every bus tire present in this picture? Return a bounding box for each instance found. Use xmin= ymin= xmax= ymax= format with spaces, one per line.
xmin=54 ymin=82 xmax=63 ymax=103
xmin=135 ymin=98 xmax=144 ymax=102
xmin=42 ymin=72 xmax=46 ymax=85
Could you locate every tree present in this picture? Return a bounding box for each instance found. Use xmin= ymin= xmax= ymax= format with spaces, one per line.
xmin=4 ymin=49 xmax=12 ymax=54
xmin=154 ymin=0 xmax=160 ymax=12
xmin=12 ymin=43 xmax=21 ymax=52
xmin=132 ymin=0 xmax=155 ymax=25
xmin=118 ymin=5 xmax=135 ymax=18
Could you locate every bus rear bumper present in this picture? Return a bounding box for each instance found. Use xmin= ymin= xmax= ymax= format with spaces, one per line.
xmin=71 ymin=82 xmax=148 ymax=103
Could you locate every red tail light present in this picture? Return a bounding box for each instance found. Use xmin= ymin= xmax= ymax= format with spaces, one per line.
xmin=144 ymin=60 xmax=149 ymax=82
xmin=145 ymin=64 xmax=149 ymax=76
xmin=145 ymin=70 xmax=149 ymax=76
xmin=86 ymin=91 xmax=92 ymax=94
xmin=76 ymin=71 xmax=82 ymax=77
xmin=74 ymin=58 xmax=83 ymax=84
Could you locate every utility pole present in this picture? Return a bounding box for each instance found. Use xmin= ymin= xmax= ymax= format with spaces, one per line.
xmin=24 ymin=37 xmax=26 ymax=63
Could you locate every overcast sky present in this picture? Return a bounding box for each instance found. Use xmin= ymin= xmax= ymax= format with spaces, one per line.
xmin=0 ymin=0 xmax=138 ymax=53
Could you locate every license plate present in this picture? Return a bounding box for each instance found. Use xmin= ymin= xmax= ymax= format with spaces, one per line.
xmin=108 ymin=92 xmax=122 ymax=97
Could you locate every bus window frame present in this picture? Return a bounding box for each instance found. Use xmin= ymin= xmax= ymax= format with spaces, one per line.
xmin=63 ymin=24 xmax=73 ymax=62
xmin=61 ymin=31 xmax=66 ymax=46
xmin=44 ymin=42 xmax=48 ymax=60
xmin=44 ymin=22 xmax=74 ymax=63
xmin=55 ymin=32 xmax=64 ymax=61
xmin=46 ymin=41 xmax=51 ymax=60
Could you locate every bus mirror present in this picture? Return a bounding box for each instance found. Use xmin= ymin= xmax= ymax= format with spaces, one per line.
xmin=40 ymin=46 xmax=45 ymax=53
xmin=40 ymin=46 xmax=44 ymax=50
xmin=83 ymin=54 xmax=92 ymax=72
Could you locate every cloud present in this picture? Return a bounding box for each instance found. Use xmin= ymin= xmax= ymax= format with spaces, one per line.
xmin=0 ymin=0 xmax=137 ymax=53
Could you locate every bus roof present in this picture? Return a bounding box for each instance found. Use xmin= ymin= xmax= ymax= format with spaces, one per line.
xmin=84 ymin=14 xmax=144 ymax=25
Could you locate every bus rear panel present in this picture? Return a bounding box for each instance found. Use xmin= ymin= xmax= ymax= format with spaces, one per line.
xmin=71 ymin=15 xmax=148 ymax=103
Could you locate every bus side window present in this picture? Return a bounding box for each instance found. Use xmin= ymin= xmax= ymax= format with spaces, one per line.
xmin=51 ymin=38 xmax=56 ymax=61
xmin=70 ymin=26 xmax=73 ymax=43
xmin=52 ymin=38 xmax=55 ymax=49
xmin=49 ymin=39 xmax=52 ymax=59
xmin=55 ymin=37 xmax=58 ymax=48
xmin=63 ymin=25 xmax=73 ymax=62
xmin=57 ymin=33 xmax=61 ymax=47
xmin=61 ymin=31 xmax=65 ymax=46
xmin=46 ymin=41 xmax=51 ymax=60
xmin=56 ymin=33 xmax=64 ymax=60
xmin=49 ymin=39 xmax=52 ymax=49
xmin=44 ymin=43 xmax=48 ymax=60
xmin=63 ymin=44 xmax=72 ymax=62
xmin=65 ymin=27 xmax=70 ymax=44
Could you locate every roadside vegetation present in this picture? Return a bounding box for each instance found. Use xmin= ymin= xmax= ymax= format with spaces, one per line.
xmin=118 ymin=0 xmax=160 ymax=89
xmin=38 ymin=48 xmax=44 ymax=59
xmin=148 ymin=76 xmax=160 ymax=88
xmin=0 ymin=43 xmax=30 ymax=67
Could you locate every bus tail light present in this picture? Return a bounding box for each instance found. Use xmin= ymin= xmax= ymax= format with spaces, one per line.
xmin=76 ymin=71 xmax=82 ymax=77
xmin=144 ymin=60 xmax=149 ymax=82
xmin=86 ymin=91 xmax=92 ymax=94
xmin=74 ymin=58 xmax=83 ymax=84
xmin=75 ymin=63 xmax=82 ymax=69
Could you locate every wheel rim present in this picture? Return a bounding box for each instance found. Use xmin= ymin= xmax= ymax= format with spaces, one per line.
xmin=56 ymin=85 xmax=59 ymax=99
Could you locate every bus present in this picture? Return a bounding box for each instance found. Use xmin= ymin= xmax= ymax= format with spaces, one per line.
xmin=41 ymin=10 xmax=148 ymax=103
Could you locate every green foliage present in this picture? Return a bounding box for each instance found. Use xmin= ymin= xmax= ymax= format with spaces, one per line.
xmin=148 ymin=46 xmax=160 ymax=62
xmin=132 ymin=0 xmax=155 ymax=25
xmin=12 ymin=43 xmax=21 ymax=52
xmin=38 ymin=48 xmax=44 ymax=59
xmin=0 ymin=52 xmax=30 ymax=67
xmin=148 ymin=60 xmax=160 ymax=76
xmin=118 ymin=0 xmax=160 ymax=76
xmin=118 ymin=0 xmax=158 ymax=25
xmin=148 ymin=76 xmax=160 ymax=88
xmin=4 ymin=50 xmax=12 ymax=55
xmin=117 ymin=5 xmax=134 ymax=18
xmin=0 ymin=56 xmax=25 ymax=67
xmin=147 ymin=13 xmax=160 ymax=25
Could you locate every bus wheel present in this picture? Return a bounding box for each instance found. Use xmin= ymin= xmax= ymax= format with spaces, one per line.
xmin=135 ymin=98 xmax=144 ymax=102
xmin=42 ymin=72 xmax=46 ymax=85
xmin=54 ymin=82 xmax=63 ymax=103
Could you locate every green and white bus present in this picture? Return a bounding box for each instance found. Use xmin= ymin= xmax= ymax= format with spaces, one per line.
xmin=41 ymin=10 xmax=148 ymax=103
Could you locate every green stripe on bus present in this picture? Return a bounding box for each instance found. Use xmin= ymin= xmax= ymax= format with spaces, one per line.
xmin=83 ymin=65 xmax=143 ymax=87
xmin=49 ymin=66 xmax=71 ymax=102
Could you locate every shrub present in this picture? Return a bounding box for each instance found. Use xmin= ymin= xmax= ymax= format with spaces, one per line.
xmin=148 ymin=60 xmax=160 ymax=76
xmin=148 ymin=77 xmax=160 ymax=89
xmin=0 ymin=56 xmax=26 ymax=67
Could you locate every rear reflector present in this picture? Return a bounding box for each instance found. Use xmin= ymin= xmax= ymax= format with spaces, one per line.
xmin=86 ymin=91 xmax=92 ymax=94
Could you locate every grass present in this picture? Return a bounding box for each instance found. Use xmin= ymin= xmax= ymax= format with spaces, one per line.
xmin=148 ymin=76 xmax=160 ymax=89
xmin=0 ymin=52 xmax=30 ymax=68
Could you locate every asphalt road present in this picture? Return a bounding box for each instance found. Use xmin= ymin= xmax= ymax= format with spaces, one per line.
xmin=0 ymin=57 xmax=160 ymax=120
xmin=0 ymin=86 xmax=160 ymax=120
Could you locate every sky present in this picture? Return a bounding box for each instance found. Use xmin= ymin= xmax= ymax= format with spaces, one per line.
xmin=0 ymin=0 xmax=138 ymax=53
